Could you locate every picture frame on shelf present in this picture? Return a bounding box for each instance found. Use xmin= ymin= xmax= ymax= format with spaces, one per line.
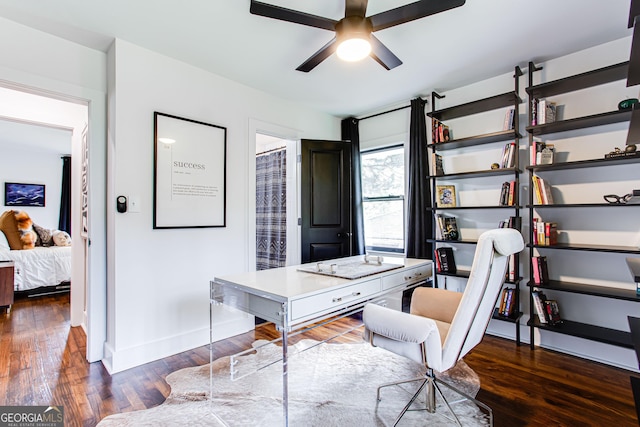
xmin=436 ymin=185 xmax=457 ymax=208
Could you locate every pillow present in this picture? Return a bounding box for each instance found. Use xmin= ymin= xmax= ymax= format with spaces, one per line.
xmin=0 ymin=230 xmax=9 ymax=251
xmin=52 ymin=230 xmax=71 ymax=247
xmin=0 ymin=210 xmax=21 ymax=250
xmin=33 ymin=223 xmax=53 ymax=247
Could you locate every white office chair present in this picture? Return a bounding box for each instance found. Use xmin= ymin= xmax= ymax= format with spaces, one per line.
xmin=363 ymin=228 xmax=524 ymax=426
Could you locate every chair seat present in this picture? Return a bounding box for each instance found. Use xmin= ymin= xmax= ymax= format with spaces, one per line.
xmin=433 ymin=319 xmax=450 ymax=346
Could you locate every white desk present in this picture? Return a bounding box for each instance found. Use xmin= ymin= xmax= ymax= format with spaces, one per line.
xmin=210 ymin=256 xmax=433 ymax=426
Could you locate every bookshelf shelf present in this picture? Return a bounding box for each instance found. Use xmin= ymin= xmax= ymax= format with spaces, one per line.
xmin=430 ymin=167 xmax=521 ymax=179
xmin=527 ymin=318 xmax=633 ymax=349
xmin=427 ymin=129 xmax=522 ymax=151
xmin=430 ymin=205 xmax=522 ymax=211
xmin=429 ymin=70 xmax=524 ymax=344
xmin=525 ymin=109 xmax=631 ymax=136
xmin=528 ymin=280 xmax=640 ymax=302
xmin=526 ymin=154 xmax=640 ymax=171
xmin=528 ymin=243 xmax=640 ymax=254
xmin=526 ymin=59 xmax=639 ymax=351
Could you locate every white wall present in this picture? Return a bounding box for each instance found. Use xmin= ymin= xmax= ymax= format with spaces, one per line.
xmin=0 ymin=147 xmax=65 ymax=229
xmin=105 ymin=39 xmax=340 ymax=373
xmin=0 ymin=15 xmax=109 ymax=363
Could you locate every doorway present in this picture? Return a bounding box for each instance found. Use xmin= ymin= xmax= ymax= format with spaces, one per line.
xmin=0 ymin=84 xmax=94 ymax=361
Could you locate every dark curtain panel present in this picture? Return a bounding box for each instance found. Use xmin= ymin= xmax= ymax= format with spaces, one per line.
xmin=256 ymin=149 xmax=287 ymax=270
xmin=58 ymin=156 xmax=71 ymax=234
xmin=341 ymin=117 xmax=365 ymax=255
xmin=406 ymin=98 xmax=432 ymax=259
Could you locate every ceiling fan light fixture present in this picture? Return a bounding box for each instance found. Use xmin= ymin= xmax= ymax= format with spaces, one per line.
xmin=336 ymin=37 xmax=371 ymax=62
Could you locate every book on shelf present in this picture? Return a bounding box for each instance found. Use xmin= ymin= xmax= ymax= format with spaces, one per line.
xmin=436 ymin=185 xmax=457 ymax=208
xmin=530 ymin=98 xmax=557 ymax=126
xmin=503 ymin=107 xmax=515 ymax=131
xmin=530 ymin=141 xmax=555 ymax=165
xmin=531 ymin=290 xmax=548 ymax=324
xmin=499 ymin=217 xmax=521 ymax=281
xmin=535 ymin=220 xmax=558 ymax=246
xmin=498 ymin=180 xmax=516 ymax=206
xmin=500 ymin=142 xmax=517 ymax=168
xmin=498 ymin=287 xmax=517 ymax=317
xmin=537 ymin=99 xmax=557 ymax=125
xmin=531 ymin=175 xmax=554 ymax=204
xmin=531 ymin=255 xmax=549 ymax=284
xmin=436 ymin=247 xmax=457 ymax=273
xmin=543 ymin=299 xmax=562 ymax=325
xmin=435 ymin=214 xmax=460 ymax=241
xmin=432 ymin=153 xmax=445 ymax=176
xmin=431 ymin=118 xmax=451 ymax=144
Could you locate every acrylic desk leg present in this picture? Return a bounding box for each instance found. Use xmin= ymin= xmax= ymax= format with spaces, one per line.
xmin=281 ymin=327 xmax=289 ymax=426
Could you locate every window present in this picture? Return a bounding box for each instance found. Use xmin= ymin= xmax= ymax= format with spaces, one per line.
xmin=361 ymin=145 xmax=405 ymax=253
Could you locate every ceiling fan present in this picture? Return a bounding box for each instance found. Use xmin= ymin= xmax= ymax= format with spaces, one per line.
xmin=250 ymin=0 xmax=466 ymax=72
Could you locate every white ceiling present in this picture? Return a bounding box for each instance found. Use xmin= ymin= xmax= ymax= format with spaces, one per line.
xmin=0 ymin=0 xmax=633 ymax=118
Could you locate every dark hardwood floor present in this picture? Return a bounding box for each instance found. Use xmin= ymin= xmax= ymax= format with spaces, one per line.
xmin=0 ymin=293 xmax=638 ymax=426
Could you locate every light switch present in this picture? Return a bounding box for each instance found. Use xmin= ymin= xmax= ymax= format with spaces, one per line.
xmin=129 ymin=195 xmax=141 ymax=213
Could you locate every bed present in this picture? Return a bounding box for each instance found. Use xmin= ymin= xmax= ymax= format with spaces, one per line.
xmin=0 ymin=246 xmax=72 ymax=291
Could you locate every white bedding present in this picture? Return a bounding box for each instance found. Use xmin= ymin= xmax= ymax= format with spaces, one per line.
xmin=0 ymin=246 xmax=72 ymax=291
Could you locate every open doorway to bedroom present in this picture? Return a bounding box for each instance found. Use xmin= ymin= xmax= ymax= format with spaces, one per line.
xmin=0 ymin=84 xmax=91 ymax=360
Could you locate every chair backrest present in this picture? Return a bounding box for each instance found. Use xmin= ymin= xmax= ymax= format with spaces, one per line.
xmin=439 ymin=228 xmax=524 ymax=371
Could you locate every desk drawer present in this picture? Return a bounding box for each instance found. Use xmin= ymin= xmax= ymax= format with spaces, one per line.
xmin=381 ymin=264 xmax=432 ymax=291
xmin=291 ymin=279 xmax=381 ymax=320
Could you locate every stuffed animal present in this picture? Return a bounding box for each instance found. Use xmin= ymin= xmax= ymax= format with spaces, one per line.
xmin=14 ymin=210 xmax=37 ymax=250
xmin=52 ymin=230 xmax=71 ymax=247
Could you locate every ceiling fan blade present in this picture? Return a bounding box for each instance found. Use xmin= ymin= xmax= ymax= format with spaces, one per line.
xmin=345 ymin=0 xmax=368 ymax=17
xmin=369 ymin=35 xmax=402 ymax=70
xmin=250 ymin=0 xmax=337 ymax=31
xmin=296 ymin=38 xmax=338 ymax=72
xmin=369 ymin=0 xmax=466 ymax=32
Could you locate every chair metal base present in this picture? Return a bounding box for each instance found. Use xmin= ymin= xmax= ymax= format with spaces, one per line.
xmin=375 ymin=369 xmax=493 ymax=427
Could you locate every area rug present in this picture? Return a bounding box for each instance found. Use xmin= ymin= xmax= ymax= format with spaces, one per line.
xmin=97 ymin=340 xmax=490 ymax=426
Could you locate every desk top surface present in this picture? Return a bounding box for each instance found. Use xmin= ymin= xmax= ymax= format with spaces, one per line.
xmin=213 ymin=256 xmax=432 ymax=302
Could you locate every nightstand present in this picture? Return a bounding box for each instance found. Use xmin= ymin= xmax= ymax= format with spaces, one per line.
xmin=0 ymin=261 xmax=14 ymax=314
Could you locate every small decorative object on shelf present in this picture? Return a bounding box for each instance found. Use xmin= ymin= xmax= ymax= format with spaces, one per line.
xmin=618 ymin=98 xmax=639 ymax=110
xmin=435 ymin=214 xmax=460 ymax=241
xmin=603 ymin=193 xmax=633 ymax=204
xmin=491 ymin=163 xmax=500 ymax=169
xmin=604 ymin=146 xmax=640 ymax=159
xmin=436 ymin=185 xmax=456 ymax=208
xmin=432 ymin=153 xmax=445 ymax=176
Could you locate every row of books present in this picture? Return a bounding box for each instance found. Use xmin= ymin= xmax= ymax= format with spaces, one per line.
xmin=531 ymin=175 xmax=554 ymax=205
xmin=435 ymin=247 xmax=456 ymax=273
xmin=497 ymin=287 xmax=517 ymax=318
xmin=499 ymin=142 xmax=517 ymax=168
xmin=499 ymin=217 xmax=521 ymax=282
xmin=532 ymin=290 xmax=562 ymax=325
xmin=432 ymin=153 xmax=444 ymax=176
xmin=503 ymin=107 xmax=516 ymax=131
xmin=530 ymin=98 xmax=557 ymax=126
xmin=532 ymin=218 xmax=558 ymax=246
xmin=529 ymin=141 xmax=555 ymax=165
xmin=531 ymin=255 xmax=550 ymax=284
xmin=435 ymin=214 xmax=460 ymax=241
xmin=431 ymin=118 xmax=451 ymax=144
xmin=498 ymin=180 xmax=517 ymax=206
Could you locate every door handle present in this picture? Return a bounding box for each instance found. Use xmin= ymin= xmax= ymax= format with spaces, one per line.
xmin=337 ymin=232 xmax=352 ymax=238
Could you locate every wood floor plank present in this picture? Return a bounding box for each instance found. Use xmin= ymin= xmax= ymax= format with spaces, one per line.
xmin=0 ymin=293 xmax=638 ymax=426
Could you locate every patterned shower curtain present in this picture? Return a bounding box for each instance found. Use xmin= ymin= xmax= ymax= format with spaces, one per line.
xmin=256 ymin=149 xmax=287 ymax=270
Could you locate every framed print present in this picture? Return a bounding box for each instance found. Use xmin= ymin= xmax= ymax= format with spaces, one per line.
xmin=436 ymin=185 xmax=456 ymax=208
xmin=153 ymin=112 xmax=227 ymax=228
xmin=4 ymin=182 xmax=45 ymax=207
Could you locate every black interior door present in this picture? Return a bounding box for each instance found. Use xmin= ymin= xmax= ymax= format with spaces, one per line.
xmin=301 ymin=139 xmax=352 ymax=263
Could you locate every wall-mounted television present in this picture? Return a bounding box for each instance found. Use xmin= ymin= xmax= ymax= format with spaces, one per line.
xmin=4 ymin=182 xmax=45 ymax=207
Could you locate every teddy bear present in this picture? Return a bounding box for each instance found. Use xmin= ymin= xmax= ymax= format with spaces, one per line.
xmin=52 ymin=230 xmax=72 ymax=247
xmin=14 ymin=210 xmax=37 ymax=250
